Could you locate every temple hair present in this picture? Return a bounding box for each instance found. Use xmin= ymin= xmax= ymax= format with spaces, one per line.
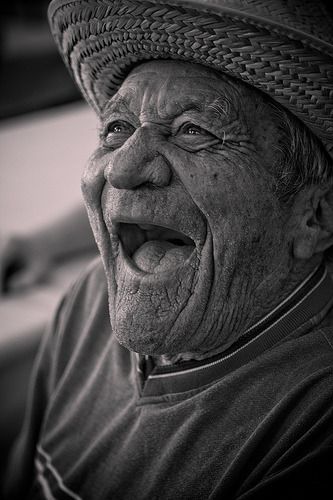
xmin=268 ymin=102 xmax=333 ymax=202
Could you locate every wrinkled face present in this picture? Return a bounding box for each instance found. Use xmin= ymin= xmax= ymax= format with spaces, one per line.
xmin=82 ymin=60 xmax=294 ymax=356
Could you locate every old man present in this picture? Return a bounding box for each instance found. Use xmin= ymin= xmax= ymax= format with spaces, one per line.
xmin=4 ymin=0 xmax=333 ymax=498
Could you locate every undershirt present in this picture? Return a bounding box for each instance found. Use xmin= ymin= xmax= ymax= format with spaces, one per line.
xmin=3 ymin=258 xmax=333 ymax=499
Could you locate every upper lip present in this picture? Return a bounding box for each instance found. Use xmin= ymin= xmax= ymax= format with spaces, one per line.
xmin=111 ymin=220 xmax=196 ymax=257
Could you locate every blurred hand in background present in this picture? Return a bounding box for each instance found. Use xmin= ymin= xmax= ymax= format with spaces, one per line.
xmin=0 ymin=205 xmax=96 ymax=294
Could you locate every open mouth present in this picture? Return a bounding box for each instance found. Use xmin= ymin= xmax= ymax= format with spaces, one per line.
xmin=115 ymin=222 xmax=196 ymax=273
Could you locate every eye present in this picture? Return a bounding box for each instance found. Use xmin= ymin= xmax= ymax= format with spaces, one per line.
xmin=180 ymin=123 xmax=207 ymax=136
xmin=172 ymin=121 xmax=220 ymax=152
xmin=102 ymin=120 xmax=135 ymax=149
xmin=111 ymin=124 xmax=122 ymax=133
xmin=108 ymin=121 xmax=130 ymax=134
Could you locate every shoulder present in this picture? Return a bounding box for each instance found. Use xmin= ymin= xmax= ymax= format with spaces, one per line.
xmin=63 ymin=255 xmax=107 ymax=309
xmin=54 ymin=256 xmax=108 ymax=331
xmin=283 ymin=319 xmax=333 ymax=384
xmin=57 ymin=254 xmax=109 ymax=334
xmin=47 ymin=256 xmax=111 ymax=383
xmin=318 ymin=301 xmax=333 ymax=354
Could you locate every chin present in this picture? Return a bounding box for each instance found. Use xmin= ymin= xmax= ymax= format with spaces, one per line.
xmin=112 ymin=320 xmax=177 ymax=355
xmin=108 ymin=284 xmax=199 ymax=355
xmin=106 ymin=262 xmax=214 ymax=356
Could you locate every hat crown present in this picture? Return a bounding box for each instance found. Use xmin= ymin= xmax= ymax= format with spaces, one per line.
xmin=186 ymin=0 xmax=333 ymax=47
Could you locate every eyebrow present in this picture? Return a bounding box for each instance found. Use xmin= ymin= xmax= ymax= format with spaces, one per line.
xmin=102 ymin=88 xmax=235 ymax=124
xmin=101 ymin=95 xmax=131 ymax=120
xmin=173 ymin=101 xmax=204 ymax=118
xmin=160 ymin=86 xmax=235 ymax=118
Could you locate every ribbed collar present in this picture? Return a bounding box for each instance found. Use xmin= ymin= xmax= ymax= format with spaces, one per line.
xmin=134 ymin=264 xmax=333 ymax=398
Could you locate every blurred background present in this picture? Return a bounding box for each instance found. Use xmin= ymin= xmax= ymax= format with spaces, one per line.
xmin=0 ymin=0 xmax=98 ymax=477
xmin=1 ymin=0 xmax=81 ymax=119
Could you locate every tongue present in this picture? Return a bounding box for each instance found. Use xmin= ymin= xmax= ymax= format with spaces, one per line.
xmin=132 ymin=240 xmax=193 ymax=273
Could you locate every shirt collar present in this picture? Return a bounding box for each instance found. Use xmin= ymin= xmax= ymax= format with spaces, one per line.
xmin=135 ymin=263 xmax=333 ymax=398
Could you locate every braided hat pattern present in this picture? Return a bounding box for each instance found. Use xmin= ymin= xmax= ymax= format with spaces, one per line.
xmin=48 ymin=0 xmax=333 ymax=160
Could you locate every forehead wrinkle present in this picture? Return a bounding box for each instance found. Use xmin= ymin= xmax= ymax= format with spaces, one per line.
xmin=102 ymin=76 xmax=146 ymax=119
xmin=156 ymin=92 xmax=227 ymax=123
xmin=159 ymin=78 xmax=239 ymax=122
xmin=102 ymin=72 xmax=240 ymax=126
xmin=137 ymin=71 xmax=227 ymax=120
xmin=101 ymin=95 xmax=131 ymax=122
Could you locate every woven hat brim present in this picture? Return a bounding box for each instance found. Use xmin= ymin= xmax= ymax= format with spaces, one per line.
xmin=48 ymin=0 xmax=333 ymax=160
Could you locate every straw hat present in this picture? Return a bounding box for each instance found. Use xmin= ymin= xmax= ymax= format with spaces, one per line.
xmin=48 ymin=0 xmax=333 ymax=160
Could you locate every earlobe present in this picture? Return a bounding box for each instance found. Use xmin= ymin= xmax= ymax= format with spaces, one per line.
xmin=292 ymin=187 xmax=333 ymax=260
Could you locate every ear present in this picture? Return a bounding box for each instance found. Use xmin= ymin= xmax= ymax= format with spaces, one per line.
xmin=292 ymin=187 xmax=333 ymax=260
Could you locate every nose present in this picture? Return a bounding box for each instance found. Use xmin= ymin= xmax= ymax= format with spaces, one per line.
xmin=104 ymin=125 xmax=172 ymax=189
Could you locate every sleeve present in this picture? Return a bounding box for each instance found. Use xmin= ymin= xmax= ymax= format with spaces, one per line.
xmin=2 ymin=292 xmax=72 ymax=500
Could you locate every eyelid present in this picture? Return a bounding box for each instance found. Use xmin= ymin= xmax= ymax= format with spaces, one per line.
xmin=99 ymin=120 xmax=132 ymax=143
xmin=174 ymin=123 xmax=219 ymax=144
xmin=108 ymin=120 xmax=134 ymax=132
xmin=179 ymin=123 xmax=209 ymax=135
xmin=172 ymin=115 xmax=218 ymax=137
xmin=100 ymin=110 xmax=138 ymax=136
xmin=168 ymin=118 xmax=223 ymax=153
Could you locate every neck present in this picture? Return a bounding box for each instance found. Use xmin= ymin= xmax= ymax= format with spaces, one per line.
xmin=154 ymin=257 xmax=323 ymax=366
